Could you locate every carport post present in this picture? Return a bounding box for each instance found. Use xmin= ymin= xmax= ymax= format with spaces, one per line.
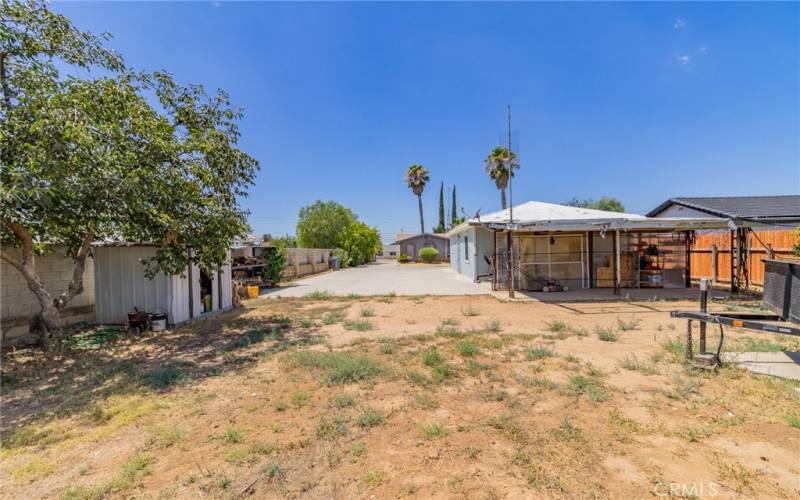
xmin=507 ymin=230 xmax=515 ymax=299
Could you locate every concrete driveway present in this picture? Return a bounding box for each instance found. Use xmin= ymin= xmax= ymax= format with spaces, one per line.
xmin=263 ymin=261 xmax=490 ymax=297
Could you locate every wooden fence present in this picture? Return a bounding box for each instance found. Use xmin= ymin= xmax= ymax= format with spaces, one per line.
xmin=690 ymin=230 xmax=797 ymax=287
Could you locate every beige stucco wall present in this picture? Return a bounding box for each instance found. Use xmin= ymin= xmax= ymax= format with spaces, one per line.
xmin=1 ymin=246 xmax=95 ymax=346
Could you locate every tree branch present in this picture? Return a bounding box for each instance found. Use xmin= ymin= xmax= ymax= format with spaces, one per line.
xmin=55 ymin=232 xmax=94 ymax=309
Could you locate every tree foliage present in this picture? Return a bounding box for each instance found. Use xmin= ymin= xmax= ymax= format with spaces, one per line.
xmin=296 ymin=200 xmax=357 ymax=249
xmin=341 ymin=222 xmax=381 ymax=267
xmin=434 ymin=182 xmax=445 ymax=233
xmin=484 ymin=147 xmax=519 ymax=210
xmin=261 ymin=246 xmax=287 ymax=286
xmin=404 ymin=164 xmax=429 ymax=233
xmin=0 ymin=1 xmax=259 ymax=348
xmin=264 ymin=234 xmax=297 ymax=248
xmin=564 ymin=196 xmax=626 ymax=213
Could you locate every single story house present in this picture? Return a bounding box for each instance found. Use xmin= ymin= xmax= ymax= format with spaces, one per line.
xmin=447 ymin=200 xmax=732 ymax=292
xmin=648 ymin=195 xmax=800 ymax=291
xmin=93 ymin=243 xmax=233 ymax=325
xmin=647 ymin=195 xmax=800 ymax=227
xmin=379 ymin=244 xmax=400 ymax=259
xmin=394 ymin=233 xmax=450 ymax=261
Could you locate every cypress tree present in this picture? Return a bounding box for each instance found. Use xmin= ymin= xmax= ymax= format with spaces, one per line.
xmin=451 ymin=185 xmax=458 ymax=226
xmin=436 ymin=182 xmax=445 ymax=233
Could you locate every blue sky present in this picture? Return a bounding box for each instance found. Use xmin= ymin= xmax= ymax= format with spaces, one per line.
xmin=55 ymin=1 xmax=799 ymax=241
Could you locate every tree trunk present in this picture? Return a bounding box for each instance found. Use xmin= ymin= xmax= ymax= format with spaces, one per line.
xmin=500 ymin=189 xmax=507 ymax=210
xmin=417 ymin=194 xmax=425 ymax=233
xmin=1 ymin=222 xmax=93 ymax=353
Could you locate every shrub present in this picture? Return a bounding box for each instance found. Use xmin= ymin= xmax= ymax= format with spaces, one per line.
xmin=418 ymin=247 xmax=439 ymax=263
xmin=261 ymin=246 xmax=287 ymax=286
xmin=397 ymin=253 xmax=411 ymax=263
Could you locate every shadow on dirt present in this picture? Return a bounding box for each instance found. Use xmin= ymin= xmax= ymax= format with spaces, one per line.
xmin=0 ymin=306 xmax=323 ymax=433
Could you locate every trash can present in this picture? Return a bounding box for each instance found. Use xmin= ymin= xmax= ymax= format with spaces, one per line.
xmin=149 ymin=312 xmax=168 ymax=332
xmin=330 ymin=257 xmax=340 ymax=271
xmin=247 ymin=286 xmax=259 ymax=299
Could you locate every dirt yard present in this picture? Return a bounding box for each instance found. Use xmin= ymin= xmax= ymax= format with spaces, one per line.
xmin=2 ymin=294 xmax=799 ymax=499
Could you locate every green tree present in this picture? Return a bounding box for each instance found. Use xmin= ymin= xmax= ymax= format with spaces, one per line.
xmin=261 ymin=246 xmax=287 ymax=286
xmin=296 ymin=201 xmax=357 ymax=249
xmin=341 ymin=222 xmax=382 ymax=267
xmin=270 ymin=234 xmax=297 ymax=248
xmin=450 ymin=185 xmax=465 ymax=226
xmin=484 ymin=147 xmax=519 ymax=210
xmin=405 ymin=164 xmax=429 ymax=233
xmin=434 ymin=182 xmax=445 ymax=233
xmin=564 ymin=197 xmax=626 ymax=213
xmin=0 ymin=1 xmax=258 ymax=350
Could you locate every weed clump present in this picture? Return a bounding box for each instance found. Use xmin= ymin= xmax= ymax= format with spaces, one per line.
xmin=524 ymin=346 xmax=553 ymax=361
xmin=284 ymin=351 xmax=385 ymax=384
xmin=595 ymin=326 xmax=618 ymax=342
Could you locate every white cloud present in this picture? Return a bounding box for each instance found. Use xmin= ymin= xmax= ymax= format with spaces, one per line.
xmin=674 ymin=18 xmax=687 ymax=29
xmin=675 ymin=54 xmax=691 ymax=67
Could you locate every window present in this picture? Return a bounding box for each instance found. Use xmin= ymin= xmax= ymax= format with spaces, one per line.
xmin=464 ymin=235 xmax=469 ymax=263
xmin=389 ymin=251 xmax=396 ymax=256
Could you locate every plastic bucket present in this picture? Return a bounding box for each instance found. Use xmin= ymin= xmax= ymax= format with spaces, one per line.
xmin=247 ymin=286 xmax=259 ymax=299
xmin=149 ymin=312 xmax=167 ymax=332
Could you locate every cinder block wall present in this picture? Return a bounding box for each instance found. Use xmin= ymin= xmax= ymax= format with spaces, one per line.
xmin=283 ymin=248 xmax=330 ymax=280
xmin=1 ymin=246 xmax=95 ymax=346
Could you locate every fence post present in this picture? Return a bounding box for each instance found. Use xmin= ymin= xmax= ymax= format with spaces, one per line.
xmin=710 ymin=244 xmax=718 ymax=285
xmin=766 ymin=243 xmax=774 ymax=260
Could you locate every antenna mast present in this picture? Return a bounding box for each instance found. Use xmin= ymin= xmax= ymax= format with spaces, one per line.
xmin=507 ymin=105 xmax=513 ymax=223
xmin=506 ymin=105 xmax=515 ymax=299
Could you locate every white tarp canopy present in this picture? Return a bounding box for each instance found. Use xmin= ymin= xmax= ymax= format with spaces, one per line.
xmin=458 ymin=200 xmax=737 ymax=233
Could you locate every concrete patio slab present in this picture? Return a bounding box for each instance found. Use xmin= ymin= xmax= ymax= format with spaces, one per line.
xmin=262 ymin=261 xmax=491 ymax=298
xmin=721 ymin=351 xmax=800 ymax=380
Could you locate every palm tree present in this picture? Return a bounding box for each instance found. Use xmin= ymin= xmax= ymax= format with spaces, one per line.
xmin=484 ymin=146 xmax=519 ymax=210
xmin=405 ymin=164 xmax=429 ymax=233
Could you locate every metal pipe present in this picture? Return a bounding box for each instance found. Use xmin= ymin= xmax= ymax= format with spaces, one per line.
xmin=699 ymin=278 xmax=708 ymax=353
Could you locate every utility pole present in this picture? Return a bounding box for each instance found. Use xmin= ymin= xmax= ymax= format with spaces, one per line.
xmin=506 ymin=105 xmax=515 ymax=299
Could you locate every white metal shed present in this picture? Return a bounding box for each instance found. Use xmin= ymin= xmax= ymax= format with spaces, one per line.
xmin=93 ymin=244 xmax=232 ymax=325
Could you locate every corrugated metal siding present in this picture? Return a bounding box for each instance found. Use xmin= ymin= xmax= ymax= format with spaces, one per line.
xmin=93 ymin=246 xmax=170 ymax=324
xmin=169 ymin=273 xmax=190 ymax=324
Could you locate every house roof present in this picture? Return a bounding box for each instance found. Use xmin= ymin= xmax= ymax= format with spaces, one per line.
xmin=478 ymin=201 xmax=647 ymax=225
xmin=647 ymin=196 xmax=800 ymax=222
xmin=456 ymin=200 xmax=732 ymax=232
xmin=393 ymin=232 xmax=449 ymax=244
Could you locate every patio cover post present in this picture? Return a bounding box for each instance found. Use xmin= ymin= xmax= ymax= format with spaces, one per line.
xmin=507 ymin=230 xmax=515 ymax=299
xmin=615 ymin=230 xmax=621 ymax=295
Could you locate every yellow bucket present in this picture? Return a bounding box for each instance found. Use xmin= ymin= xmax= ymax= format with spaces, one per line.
xmin=247 ymin=286 xmax=259 ymax=299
